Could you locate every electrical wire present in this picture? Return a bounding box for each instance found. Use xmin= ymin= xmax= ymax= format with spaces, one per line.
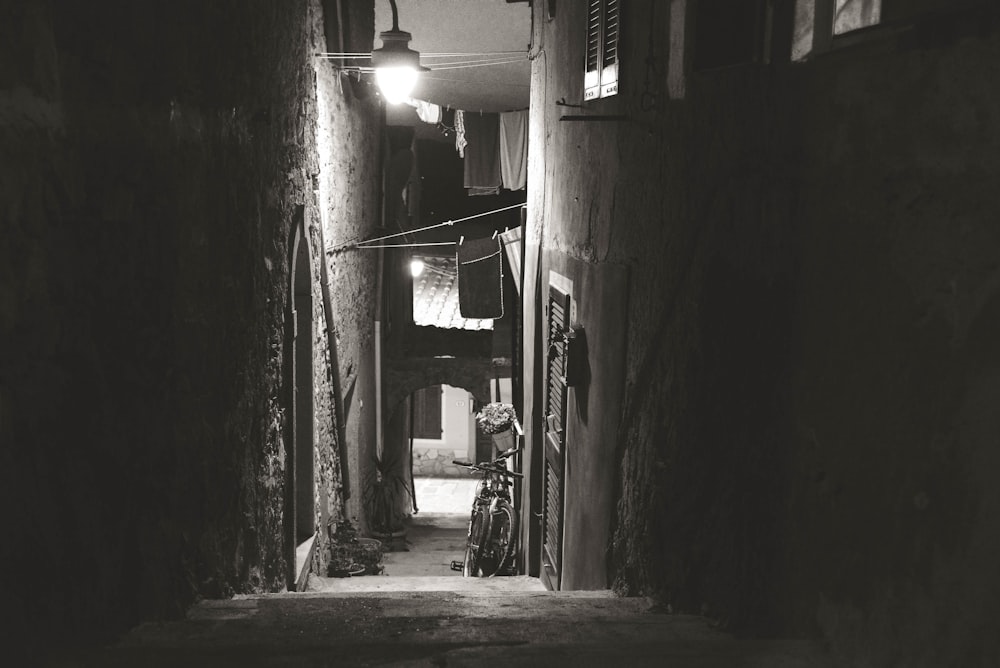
xmin=335 ymin=202 xmax=524 ymax=251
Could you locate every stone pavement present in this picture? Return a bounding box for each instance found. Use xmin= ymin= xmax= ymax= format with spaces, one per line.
xmin=411 ymin=477 xmax=478 ymax=514
xmin=44 ymin=591 xmax=833 ymax=667
xmin=311 ymin=476 xmax=541 ymax=592
xmin=37 ymin=478 xmax=832 ymax=666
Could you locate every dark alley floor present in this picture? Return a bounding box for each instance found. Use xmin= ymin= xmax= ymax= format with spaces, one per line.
xmin=309 ymin=476 xmax=544 ymax=592
xmin=44 ymin=590 xmax=834 ymax=668
xmin=44 ymin=591 xmax=834 ymax=667
xmin=38 ymin=476 xmax=833 ymax=666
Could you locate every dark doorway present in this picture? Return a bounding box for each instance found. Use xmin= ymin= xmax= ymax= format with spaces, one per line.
xmin=289 ymin=217 xmax=316 ymax=578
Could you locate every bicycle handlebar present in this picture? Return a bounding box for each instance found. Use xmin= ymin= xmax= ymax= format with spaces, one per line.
xmin=452 ymin=459 xmax=524 ymax=478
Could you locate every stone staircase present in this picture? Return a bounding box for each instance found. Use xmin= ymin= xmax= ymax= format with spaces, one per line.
xmin=75 ymin=589 xmax=833 ymax=667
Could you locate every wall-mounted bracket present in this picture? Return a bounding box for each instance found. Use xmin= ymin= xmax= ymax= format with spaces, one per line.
xmin=559 ymin=115 xmax=627 ymax=122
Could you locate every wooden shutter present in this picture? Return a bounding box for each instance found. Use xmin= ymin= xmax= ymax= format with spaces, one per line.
xmin=412 ymin=386 xmax=442 ymax=439
xmin=601 ymin=0 xmax=620 ymax=97
xmin=584 ymin=0 xmax=602 ymax=100
xmin=542 ymin=285 xmax=570 ymax=589
xmin=585 ymin=0 xmax=621 ymax=101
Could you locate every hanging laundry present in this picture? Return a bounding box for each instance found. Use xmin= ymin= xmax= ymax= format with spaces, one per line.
xmin=437 ymin=107 xmax=456 ymax=139
xmin=455 ymin=109 xmax=468 ymax=158
xmin=467 ymin=186 xmax=501 ymax=196
xmin=499 ymin=110 xmax=528 ymax=191
xmin=463 ymin=112 xmax=501 ymax=194
xmin=457 ymin=236 xmax=504 ymax=319
xmin=414 ymin=99 xmax=442 ymax=125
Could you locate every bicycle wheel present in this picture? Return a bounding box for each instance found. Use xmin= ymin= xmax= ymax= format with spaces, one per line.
xmin=463 ymin=505 xmax=490 ymax=577
xmin=486 ymin=499 xmax=518 ymax=577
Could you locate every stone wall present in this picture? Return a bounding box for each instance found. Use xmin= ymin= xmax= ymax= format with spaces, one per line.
xmin=0 ymin=0 xmax=379 ymax=651
xmin=309 ymin=0 xmax=381 ymax=576
xmin=411 ymin=447 xmax=467 ymax=477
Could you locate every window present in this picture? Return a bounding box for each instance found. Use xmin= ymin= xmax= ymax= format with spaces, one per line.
xmin=834 ymin=0 xmax=882 ymax=34
xmin=584 ymin=0 xmax=620 ymax=100
xmin=411 ymin=386 xmax=443 ymax=440
xmin=792 ymin=0 xmax=882 ymax=60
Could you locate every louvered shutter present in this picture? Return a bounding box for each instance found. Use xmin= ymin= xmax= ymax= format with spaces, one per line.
xmin=601 ymin=0 xmax=620 ymax=97
xmin=412 ymin=385 xmax=442 ymax=439
xmin=584 ymin=0 xmax=602 ymax=100
xmin=585 ymin=0 xmax=621 ymax=101
xmin=542 ymin=285 xmax=570 ymax=589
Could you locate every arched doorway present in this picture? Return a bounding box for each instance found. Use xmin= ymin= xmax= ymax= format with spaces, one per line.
xmin=286 ymin=214 xmax=315 ymax=587
xmin=386 ymin=383 xmax=481 ymax=515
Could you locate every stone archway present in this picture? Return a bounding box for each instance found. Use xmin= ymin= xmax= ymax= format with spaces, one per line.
xmin=384 ymin=359 xmax=492 ymax=420
xmin=378 ymin=358 xmax=494 ymax=511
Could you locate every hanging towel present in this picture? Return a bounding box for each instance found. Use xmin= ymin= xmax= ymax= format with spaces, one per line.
xmin=457 ymin=236 xmax=504 ymax=319
xmin=499 ymin=110 xmax=528 ymax=191
xmin=455 ymin=109 xmax=468 ymax=158
xmin=462 ymin=112 xmax=502 ymax=193
xmin=414 ymin=99 xmax=442 ymax=124
xmin=467 ymin=186 xmax=501 ymax=196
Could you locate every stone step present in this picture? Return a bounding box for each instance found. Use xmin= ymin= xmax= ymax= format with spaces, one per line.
xmin=97 ymin=592 xmax=832 ymax=667
xmin=303 ymin=573 xmax=550 ymax=593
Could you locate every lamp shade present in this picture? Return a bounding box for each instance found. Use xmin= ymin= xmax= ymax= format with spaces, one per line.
xmin=372 ymin=29 xmax=428 ymax=105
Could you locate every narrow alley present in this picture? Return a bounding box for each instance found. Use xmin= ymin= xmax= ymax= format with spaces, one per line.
xmin=5 ymin=1 xmax=1000 ymax=666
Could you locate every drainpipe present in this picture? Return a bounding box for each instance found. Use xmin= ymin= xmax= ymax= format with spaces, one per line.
xmin=315 ymin=185 xmax=351 ymax=501
xmin=409 ymin=392 xmax=418 ymax=513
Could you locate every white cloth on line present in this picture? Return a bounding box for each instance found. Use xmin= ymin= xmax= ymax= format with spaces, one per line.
xmin=499 ymin=110 xmax=527 ymax=191
xmin=414 ymin=99 xmax=442 ymax=124
xmin=455 ymin=109 xmax=468 ymax=158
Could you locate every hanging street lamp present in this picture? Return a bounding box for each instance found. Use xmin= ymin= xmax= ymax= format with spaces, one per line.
xmin=372 ymin=0 xmax=428 ymax=105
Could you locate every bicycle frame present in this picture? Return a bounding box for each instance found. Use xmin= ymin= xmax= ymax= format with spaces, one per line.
xmin=453 ymin=447 xmax=522 ymax=577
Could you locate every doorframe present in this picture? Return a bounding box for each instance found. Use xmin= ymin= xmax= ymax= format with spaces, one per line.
xmin=285 ymin=209 xmax=316 ymax=589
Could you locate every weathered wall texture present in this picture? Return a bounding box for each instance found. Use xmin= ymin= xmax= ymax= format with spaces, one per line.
xmin=527 ymin=1 xmax=1000 ymax=665
xmin=781 ymin=9 xmax=1000 ymax=665
xmin=1 ymin=0 xmax=379 ymax=649
xmin=312 ymin=0 xmax=381 ymax=559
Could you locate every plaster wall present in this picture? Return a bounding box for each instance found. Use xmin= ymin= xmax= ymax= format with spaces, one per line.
xmin=413 ymin=384 xmax=475 ymax=457
xmin=314 ymin=0 xmax=382 ymax=528
xmin=780 ymin=10 xmax=1000 ymax=665
xmin=527 ymin=0 xmax=1000 ymax=664
xmin=537 ymin=255 xmax=629 ymax=591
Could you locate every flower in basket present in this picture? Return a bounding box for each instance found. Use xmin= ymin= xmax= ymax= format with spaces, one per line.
xmin=476 ymin=402 xmax=516 ymax=435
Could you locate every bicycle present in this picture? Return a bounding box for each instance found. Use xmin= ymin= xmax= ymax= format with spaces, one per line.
xmin=451 ymin=446 xmax=522 ymax=577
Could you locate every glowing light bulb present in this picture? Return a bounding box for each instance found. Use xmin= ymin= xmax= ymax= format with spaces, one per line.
xmin=409 ymin=258 xmax=425 ymax=277
xmin=376 ymin=66 xmax=418 ymax=105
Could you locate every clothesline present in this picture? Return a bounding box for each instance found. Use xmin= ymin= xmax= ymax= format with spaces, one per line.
xmin=354 ymin=242 xmax=454 ymax=249
xmin=345 ymin=202 xmax=525 ymax=250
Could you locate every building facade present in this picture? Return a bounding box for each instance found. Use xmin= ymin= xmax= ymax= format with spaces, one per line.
xmin=521 ymin=0 xmax=1000 ymax=664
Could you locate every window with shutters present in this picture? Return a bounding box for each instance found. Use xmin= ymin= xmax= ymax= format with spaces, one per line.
xmin=411 ymin=385 xmax=443 ymax=440
xmin=792 ymin=0 xmax=882 ymax=61
xmin=584 ymin=0 xmax=620 ymax=100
